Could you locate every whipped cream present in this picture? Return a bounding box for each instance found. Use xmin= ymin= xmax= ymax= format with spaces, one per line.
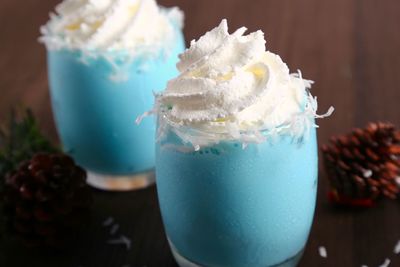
xmin=144 ymin=20 xmax=333 ymax=149
xmin=40 ymin=0 xmax=183 ymax=60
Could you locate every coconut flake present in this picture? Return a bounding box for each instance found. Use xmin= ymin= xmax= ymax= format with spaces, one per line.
xmin=318 ymin=246 xmax=327 ymax=258
xmin=110 ymin=224 xmax=120 ymax=235
xmin=318 ymin=246 xmax=328 ymax=258
xmin=378 ymin=258 xmax=391 ymax=267
xmin=102 ymin=217 xmax=114 ymax=227
xmin=394 ymin=240 xmax=400 ymax=254
xmin=107 ymin=235 xmax=132 ymax=250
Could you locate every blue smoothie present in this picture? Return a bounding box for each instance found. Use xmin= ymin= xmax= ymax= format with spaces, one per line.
xmin=156 ymin=128 xmax=318 ymax=267
xmin=47 ymin=31 xmax=185 ymax=176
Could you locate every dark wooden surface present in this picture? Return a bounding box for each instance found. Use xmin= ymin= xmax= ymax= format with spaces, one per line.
xmin=1 ymin=0 xmax=400 ymax=266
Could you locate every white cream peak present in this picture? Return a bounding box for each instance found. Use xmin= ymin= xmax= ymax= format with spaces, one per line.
xmin=40 ymin=0 xmax=183 ymax=55
xmin=146 ymin=19 xmax=333 ymax=149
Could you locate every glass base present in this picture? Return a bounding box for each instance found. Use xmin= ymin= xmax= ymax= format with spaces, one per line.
xmin=170 ymin=240 xmax=304 ymax=267
xmin=86 ymin=170 xmax=155 ymax=191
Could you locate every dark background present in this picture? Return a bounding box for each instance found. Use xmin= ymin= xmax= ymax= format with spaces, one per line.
xmin=1 ymin=0 xmax=400 ymax=266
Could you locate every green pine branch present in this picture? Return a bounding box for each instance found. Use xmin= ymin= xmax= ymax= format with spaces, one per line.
xmin=0 ymin=109 xmax=59 ymax=184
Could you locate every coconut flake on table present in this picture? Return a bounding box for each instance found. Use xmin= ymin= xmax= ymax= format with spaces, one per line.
xmin=102 ymin=216 xmax=114 ymax=226
xmin=378 ymin=258 xmax=391 ymax=267
xmin=393 ymin=240 xmax=400 ymax=254
xmin=318 ymin=246 xmax=328 ymax=258
xmin=110 ymin=223 xmax=120 ymax=235
xmin=108 ymin=235 xmax=132 ymax=250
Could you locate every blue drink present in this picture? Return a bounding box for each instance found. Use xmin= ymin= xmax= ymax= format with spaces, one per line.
xmin=156 ymin=128 xmax=318 ymax=267
xmin=47 ymin=31 xmax=185 ymax=190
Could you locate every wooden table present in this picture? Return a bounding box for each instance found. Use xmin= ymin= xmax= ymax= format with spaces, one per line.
xmin=1 ymin=0 xmax=400 ymax=266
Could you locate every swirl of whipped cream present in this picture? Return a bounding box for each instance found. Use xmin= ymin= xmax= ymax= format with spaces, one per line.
xmin=153 ymin=19 xmax=333 ymax=148
xmin=40 ymin=0 xmax=183 ymax=55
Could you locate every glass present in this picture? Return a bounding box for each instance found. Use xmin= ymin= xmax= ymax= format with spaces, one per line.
xmin=46 ymin=31 xmax=185 ymax=191
xmin=156 ymin=126 xmax=318 ymax=267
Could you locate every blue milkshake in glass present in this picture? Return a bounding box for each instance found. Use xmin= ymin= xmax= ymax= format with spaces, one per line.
xmin=153 ymin=20 xmax=333 ymax=266
xmin=40 ymin=0 xmax=185 ymax=190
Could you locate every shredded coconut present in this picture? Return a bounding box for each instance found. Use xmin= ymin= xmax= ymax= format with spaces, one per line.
xmin=39 ymin=0 xmax=184 ymax=81
xmin=378 ymin=258 xmax=391 ymax=267
xmin=102 ymin=217 xmax=114 ymax=227
xmin=318 ymin=246 xmax=328 ymax=258
xmin=147 ymin=19 xmax=333 ymax=150
xmin=394 ymin=240 xmax=400 ymax=254
xmin=110 ymin=224 xmax=120 ymax=235
xmin=108 ymin=235 xmax=132 ymax=250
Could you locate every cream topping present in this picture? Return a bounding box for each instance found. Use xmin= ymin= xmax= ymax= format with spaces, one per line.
xmin=142 ymin=20 xmax=333 ymax=148
xmin=40 ymin=0 xmax=183 ymax=56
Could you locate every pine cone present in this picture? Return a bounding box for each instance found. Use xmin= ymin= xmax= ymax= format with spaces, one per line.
xmin=1 ymin=153 xmax=92 ymax=247
xmin=322 ymin=122 xmax=400 ymax=206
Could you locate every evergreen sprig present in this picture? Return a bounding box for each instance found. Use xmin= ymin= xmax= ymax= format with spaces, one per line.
xmin=0 ymin=109 xmax=59 ymax=187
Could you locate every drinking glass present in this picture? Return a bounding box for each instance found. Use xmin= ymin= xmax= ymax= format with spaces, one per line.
xmin=47 ymin=32 xmax=185 ymax=191
xmin=156 ymin=126 xmax=318 ymax=267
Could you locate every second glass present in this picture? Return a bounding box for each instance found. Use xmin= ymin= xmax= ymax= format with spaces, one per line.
xmin=41 ymin=0 xmax=185 ymax=191
xmin=46 ymin=34 xmax=184 ymax=190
